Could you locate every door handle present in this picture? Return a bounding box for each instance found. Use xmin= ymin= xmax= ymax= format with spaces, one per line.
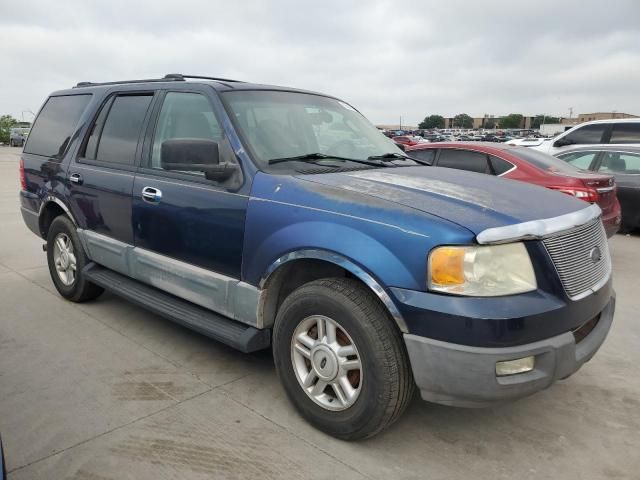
xmin=142 ymin=186 xmax=162 ymax=203
xmin=69 ymin=173 xmax=83 ymax=185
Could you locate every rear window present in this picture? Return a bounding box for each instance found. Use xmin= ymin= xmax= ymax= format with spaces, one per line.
xmin=609 ymin=123 xmax=640 ymax=144
xmin=512 ymin=147 xmax=581 ymax=174
xmin=409 ymin=149 xmax=435 ymax=163
xmin=24 ymin=95 xmax=91 ymax=158
xmin=437 ymin=149 xmax=488 ymax=173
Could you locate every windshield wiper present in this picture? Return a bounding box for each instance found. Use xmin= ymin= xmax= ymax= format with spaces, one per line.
xmin=367 ymin=152 xmax=431 ymax=166
xmin=268 ymin=152 xmax=390 ymax=167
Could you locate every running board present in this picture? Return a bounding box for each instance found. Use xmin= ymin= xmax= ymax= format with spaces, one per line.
xmin=83 ymin=264 xmax=270 ymax=353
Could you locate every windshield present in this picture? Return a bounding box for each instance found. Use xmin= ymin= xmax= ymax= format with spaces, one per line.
xmin=222 ymin=90 xmax=404 ymax=169
xmin=512 ymin=146 xmax=581 ymax=174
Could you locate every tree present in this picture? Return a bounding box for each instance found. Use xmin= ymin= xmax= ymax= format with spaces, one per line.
xmin=483 ymin=118 xmax=496 ymax=129
xmin=453 ymin=113 xmax=473 ymax=129
xmin=418 ymin=115 xmax=445 ymax=129
xmin=499 ymin=114 xmax=523 ymax=129
xmin=531 ymin=115 xmax=560 ymax=129
xmin=0 ymin=115 xmax=19 ymax=144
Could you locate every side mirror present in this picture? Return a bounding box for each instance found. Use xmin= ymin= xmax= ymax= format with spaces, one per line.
xmin=554 ymin=137 xmax=573 ymax=148
xmin=161 ymin=139 xmax=235 ymax=180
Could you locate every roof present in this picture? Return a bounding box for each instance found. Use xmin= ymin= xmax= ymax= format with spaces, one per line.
xmin=50 ymin=73 xmax=334 ymax=99
xmin=556 ymin=145 xmax=640 ymax=154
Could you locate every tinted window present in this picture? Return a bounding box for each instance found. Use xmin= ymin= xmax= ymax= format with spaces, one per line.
xmin=609 ymin=123 xmax=640 ymax=144
xmin=94 ymin=95 xmax=152 ymax=165
xmin=83 ymin=97 xmax=112 ymax=160
xmin=513 ymin=147 xmax=580 ymax=174
xmin=599 ymin=152 xmax=640 ymax=174
xmin=24 ymin=95 xmax=91 ymax=158
xmin=151 ymin=92 xmax=223 ymax=173
xmin=556 ymin=151 xmax=598 ymax=170
xmin=437 ymin=149 xmax=488 ymax=173
xmin=563 ymin=124 xmax=606 ymax=145
xmin=409 ymin=149 xmax=435 ymax=163
xmin=488 ymin=155 xmax=514 ymax=175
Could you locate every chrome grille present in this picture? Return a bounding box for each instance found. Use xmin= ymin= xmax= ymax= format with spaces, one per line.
xmin=543 ymin=217 xmax=611 ymax=299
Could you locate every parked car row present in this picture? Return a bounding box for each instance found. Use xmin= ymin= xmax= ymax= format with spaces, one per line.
xmin=407 ymin=142 xmax=622 ymax=236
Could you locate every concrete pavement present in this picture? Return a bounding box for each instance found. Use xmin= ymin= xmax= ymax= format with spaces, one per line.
xmin=0 ymin=146 xmax=638 ymax=479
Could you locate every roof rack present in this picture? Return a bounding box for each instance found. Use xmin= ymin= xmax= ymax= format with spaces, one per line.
xmin=73 ymin=73 xmax=245 ymax=88
xmin=164 ymin=73 xmax=245 ymax=83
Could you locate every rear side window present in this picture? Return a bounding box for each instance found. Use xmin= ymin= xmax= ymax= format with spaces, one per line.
xmin=83 ymin=94 xmax=153 ymax=165
xmin=24 ymin=94 xmax=91 ymax=158
xmin=488 ymin=155 xmax=514 ymax=175
xmin=437 ymin=149 xmax=488 ymax=173
xmin=409 ymin=149 xmax=435 ymax=163
xmin=598 ymin=152 xmax=640 ymax=174
xmin=609 ymin=123 xmax=640 ymax=144
xmin=563 ymin=124 xmax=606 ymax=145
xmin=556 ymin=151 xmax=598 ymax=170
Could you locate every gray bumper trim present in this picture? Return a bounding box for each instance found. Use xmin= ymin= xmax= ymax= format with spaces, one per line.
xmin=404 ymin=295 xmax=615 ymax=407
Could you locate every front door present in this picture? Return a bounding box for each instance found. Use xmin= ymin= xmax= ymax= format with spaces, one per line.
xmin=131 ymin=89 xmax=249 ymax=312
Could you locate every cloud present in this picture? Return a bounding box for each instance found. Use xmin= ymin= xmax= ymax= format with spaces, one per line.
xmin=1 ymin=0 xmax=639 ymax=125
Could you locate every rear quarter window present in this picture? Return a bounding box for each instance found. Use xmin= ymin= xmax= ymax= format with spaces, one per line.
xmin=24 ymin=94 xmax=91 ymax=158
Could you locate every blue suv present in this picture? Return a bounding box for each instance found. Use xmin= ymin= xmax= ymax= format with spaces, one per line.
xmin=19 ymin=74 xmax=615 ymax=439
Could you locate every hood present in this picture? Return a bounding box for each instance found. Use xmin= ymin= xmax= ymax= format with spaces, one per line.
xmin=297 ymin=166 xmax=588 ymax=235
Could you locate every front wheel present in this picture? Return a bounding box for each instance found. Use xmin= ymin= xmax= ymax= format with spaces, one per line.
xmin=273 ymin=278 xmax=414 ymax=440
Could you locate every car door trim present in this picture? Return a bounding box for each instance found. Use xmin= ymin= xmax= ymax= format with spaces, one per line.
xmin=77 ymin=229 xmax=260 ymax=327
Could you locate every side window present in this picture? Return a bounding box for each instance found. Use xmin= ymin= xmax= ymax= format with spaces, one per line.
xmin=24 ymin=94 xmax=91 ymax=158
xmin=150 ymin=92 xmax=223 ymax=174
xmin=488 ymin=155 xmax=514 ymax=175
xmin=556 ymin=151 xmax=597 ymax=170
xmin=564 ymin=124 xmax=606 ymax=145
xmin=409 ymin=149 xmax=435 ymax=163
xmin=93 ymin=95 xmax=153 ymax=165
xmin=609 ymin=123 xmax=640 ymax=144
xmin=598 ymin=152 xmax=640 ymax=174
xmin=437 ymin=149 xmax=488 ymax=174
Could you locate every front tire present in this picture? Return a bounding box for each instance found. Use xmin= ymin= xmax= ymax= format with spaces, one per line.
xmin=273 ymin=278 xmax=414 ymax=440
xmin=46 ymin=216 xmax=103 ymax=302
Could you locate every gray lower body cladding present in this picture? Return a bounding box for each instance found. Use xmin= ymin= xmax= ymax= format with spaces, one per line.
xmin=404 ymin=295 xmax=615 ymax=407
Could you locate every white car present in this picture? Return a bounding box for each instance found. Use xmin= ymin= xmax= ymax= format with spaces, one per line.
xmin=505 ymin=137 xmax=549 ymax=147
xmin=530 ymin=118 xmax=640 ymax=155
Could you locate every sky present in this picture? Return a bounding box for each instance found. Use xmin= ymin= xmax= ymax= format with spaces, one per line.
xmin=1 ymin=0 xmax=639 ymax=126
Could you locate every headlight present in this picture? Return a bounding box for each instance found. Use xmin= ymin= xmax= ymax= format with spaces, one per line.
xmin=428 ymin=243 xmax=537 ymax=296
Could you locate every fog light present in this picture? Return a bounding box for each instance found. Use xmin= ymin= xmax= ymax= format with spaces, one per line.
xmin=495 ymin=356 xmax=535 ymax=376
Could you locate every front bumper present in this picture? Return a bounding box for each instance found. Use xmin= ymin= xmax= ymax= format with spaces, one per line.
xmin=404 ymin=295 xmax=615 ymax=407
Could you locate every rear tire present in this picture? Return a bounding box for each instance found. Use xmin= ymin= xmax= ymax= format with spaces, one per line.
xmin=273 ymin=278 xmax=414 ymax=440
xmin=46 ymin=216 xmax=103 ymax=302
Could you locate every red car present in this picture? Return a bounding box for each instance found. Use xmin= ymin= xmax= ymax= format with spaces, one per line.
xmin=392 ymin=135 xmax=422 ymax=147
xmin=407 ymin=142 xmax=621 ymax=236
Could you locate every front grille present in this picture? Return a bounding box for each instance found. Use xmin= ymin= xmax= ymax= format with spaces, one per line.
xmin=543 ymin=217 xmax=611 ymax=299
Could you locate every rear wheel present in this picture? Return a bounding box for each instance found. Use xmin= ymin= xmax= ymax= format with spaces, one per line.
xmin=46 ymin=216 xmax=103 ymax=302
xmin=273 ymin=278 xmax=414 ymax=440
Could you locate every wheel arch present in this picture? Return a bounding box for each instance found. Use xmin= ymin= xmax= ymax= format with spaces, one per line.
xmin=258 ymin=249 xmax=408 ymax=332
xmin=38 ymin=197 xmax=77 ymax=238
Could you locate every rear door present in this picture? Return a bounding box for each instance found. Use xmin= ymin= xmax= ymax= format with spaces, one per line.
xmin=67 ymin=92 xmax=155 ymax=272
